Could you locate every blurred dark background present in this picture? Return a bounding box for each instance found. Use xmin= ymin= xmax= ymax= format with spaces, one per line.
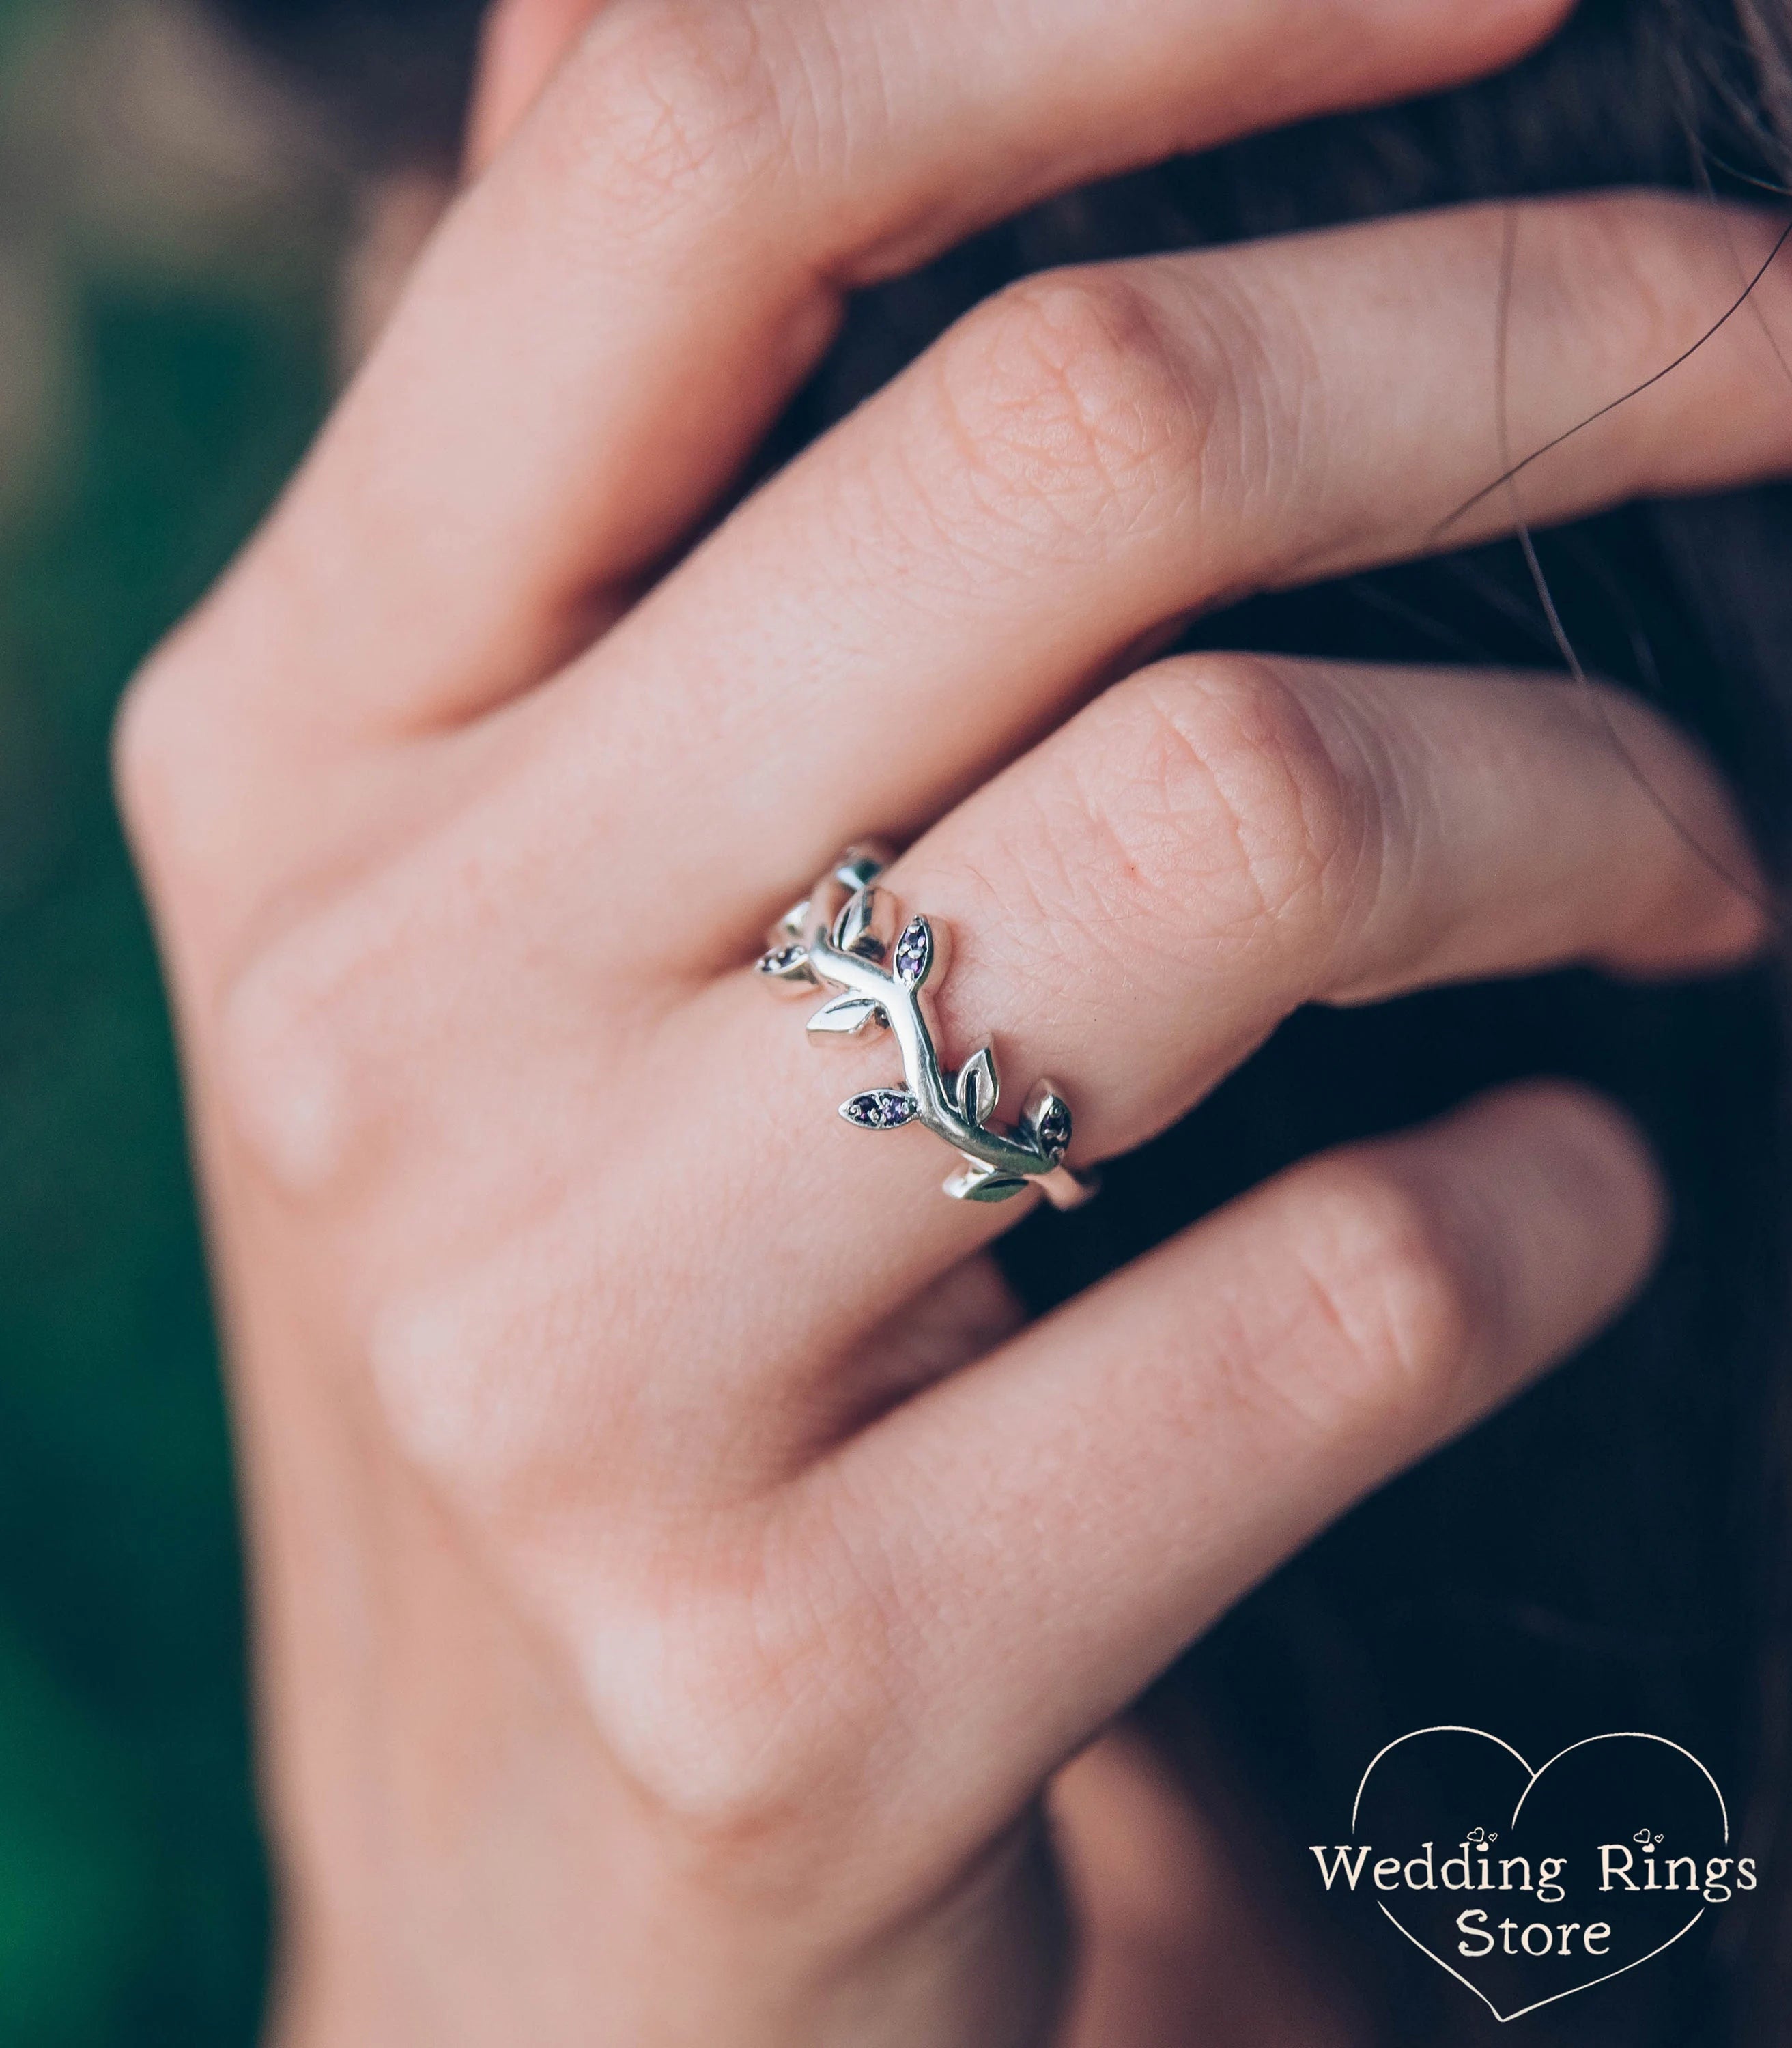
xmin=0 ymin=0 xmax=362 ymax=2032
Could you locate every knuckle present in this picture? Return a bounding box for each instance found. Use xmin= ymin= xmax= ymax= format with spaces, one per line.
xmin=578 ymin=1519 xmax=894 ymax=1870
xmin=112 ymin=627 xmax=224 ymax=884
xmin=1524 ymin=194 xmax=1769 ymax=457
xmin=214 ymin=907 xmax=391 ymax=1198
xmin=365 ymin=1365 xmax=895 ymax=1871
xmin=545 ymin=1 xmax=795 ymax=230
xmin=1066 ymin=657 xmax=1363 ymax=951
xmin=111 ymin=596 xmax=290 ymax=954
xmin=1588 ymin=194 xmax=1715 ymax=350
xmin=930 ymin=269 xmax=1212 ymax=542
xmin=366 ymin=1242 xmax=650 ymax=1526
xmin=597 ymin=1636 xmax=824 ymax=1858
xmin=366 ymin=1272 xmax=560 ymax=1511
xmin=1535 ymin=195 xmax=1691 ymax=398
xmin=111 ymin=651 xmax=186 ymax=864
xmin=1276 ymin=1157 xmax=1488 ymax=1440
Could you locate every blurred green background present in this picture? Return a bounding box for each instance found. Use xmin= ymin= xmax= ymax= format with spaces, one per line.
xmin=0 ymin=0 xmax=354 ymax=2033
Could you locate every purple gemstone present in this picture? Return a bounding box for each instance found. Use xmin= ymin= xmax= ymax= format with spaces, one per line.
xmin=893 ymin=918 xmax=930 ymax=985
xmin=840 ymin=1089 xmax=918 ymax=1130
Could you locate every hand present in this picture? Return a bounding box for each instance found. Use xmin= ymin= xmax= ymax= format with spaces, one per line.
xmin=117 ymin=0 xmax=1788 ymax=2040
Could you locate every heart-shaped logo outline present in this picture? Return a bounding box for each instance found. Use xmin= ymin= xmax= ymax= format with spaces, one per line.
xmin=1352 ymin=1726 xmax=1729 ymax=2024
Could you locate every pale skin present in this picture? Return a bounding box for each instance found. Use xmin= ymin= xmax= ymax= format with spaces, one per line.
xmin=114 ymin=0 xmax=1792 ymax=2040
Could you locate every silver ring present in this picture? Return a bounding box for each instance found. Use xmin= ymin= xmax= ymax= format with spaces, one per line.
xmin=757 ymin=846 xmax=1098 ymax=1210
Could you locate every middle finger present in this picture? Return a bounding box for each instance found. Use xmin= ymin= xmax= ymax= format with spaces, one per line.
xmin=539 ymin=190 xmax=1792 ymax=958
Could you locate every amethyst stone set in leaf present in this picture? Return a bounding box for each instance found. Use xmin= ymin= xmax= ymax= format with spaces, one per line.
xmin=892 ymin=917 xmax=931 ymax=986
xmin=840 ymin=1088 xmax=920 ymax=1130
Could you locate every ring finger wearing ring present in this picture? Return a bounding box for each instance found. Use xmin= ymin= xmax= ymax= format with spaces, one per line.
xmin=643 ymin=649 xmax=1760 ymax=1411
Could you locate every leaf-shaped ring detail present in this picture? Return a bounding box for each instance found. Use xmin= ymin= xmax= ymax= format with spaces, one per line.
xmin=756 ymin=847 xmax=1098 ymax=1209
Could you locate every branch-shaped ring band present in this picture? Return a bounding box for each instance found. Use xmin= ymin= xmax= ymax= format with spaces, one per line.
xmin=756 ymin=846 xmax=1098 ymax=1209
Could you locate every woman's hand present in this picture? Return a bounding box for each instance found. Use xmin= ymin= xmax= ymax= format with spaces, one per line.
xmin=116 ymin=0 xmax=1789 ymax=2041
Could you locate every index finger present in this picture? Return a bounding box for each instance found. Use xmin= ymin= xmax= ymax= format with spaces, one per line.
xmin=219 ymin=0 xmax=1569 ymax=735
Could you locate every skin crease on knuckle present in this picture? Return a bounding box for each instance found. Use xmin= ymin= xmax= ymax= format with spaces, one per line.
xmin=1262 ymin=1153 xmax=1497 ymax=1453
xmin=1245 ymin=1094 xmax=1660 ymax=1462
xmin=1081 ymin=659 xmax=1367 ymax=959
xmin=1518 ymin=193 xmax=1792 ymax=479
xmin=1505 ymin=194 xmax=1792 ymax=509
xmin=908 ymin=656 xmax=1367 ymax=1118
xmin=201 ymin=730 xmax=677 ymax=1206
xmin=561 ymin=1553 xmax=874 ymax=1873
xmin=470 ymin=1482 xmax=969 ymax=1914
xmin=920 ymin=269 xmax=1232 ymax=558
xmin=529 ymin=1 xmax=801 ymax=246
xmin=918 ymin=234 xmax=1311 ymax=586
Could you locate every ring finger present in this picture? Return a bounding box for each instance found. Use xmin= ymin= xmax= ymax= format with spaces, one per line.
xmin=454 ymin=647 xmax=1763 ymax=1477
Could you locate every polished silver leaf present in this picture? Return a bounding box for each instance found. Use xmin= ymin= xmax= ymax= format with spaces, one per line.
xmin=807 ymin=997 xmax=885 ymax=1038
xmin=945 ymin=1162 xmax=1031 ymax=1202
xmin=1026 ymin=1092 xmax=1072 ymax=1160
xmin=833 ymin=887 xmax=887 ymax=959
xmin=956 ymin=1043 xmax=1000 ymax=1127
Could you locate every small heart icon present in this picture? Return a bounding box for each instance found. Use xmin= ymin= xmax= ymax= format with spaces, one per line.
xmin=1336 ymin=1728 xmax=1735 ymax=2022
